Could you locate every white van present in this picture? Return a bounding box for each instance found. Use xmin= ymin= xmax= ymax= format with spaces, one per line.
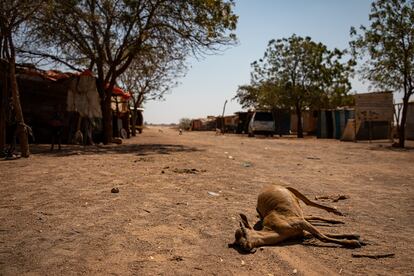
xmin=248 ymin=111 xmax=275 ymax=137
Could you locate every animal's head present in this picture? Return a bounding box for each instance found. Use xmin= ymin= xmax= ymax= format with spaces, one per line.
xmin=229 ymin=213 xmax=256 ymax=253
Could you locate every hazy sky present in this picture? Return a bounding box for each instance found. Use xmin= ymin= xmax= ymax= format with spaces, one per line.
xmin=144 ymin=0 xmax=373 ymax=124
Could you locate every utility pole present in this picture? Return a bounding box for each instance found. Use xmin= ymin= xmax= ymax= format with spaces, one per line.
xmin=221 ymin=99 xmax=228 ymax=134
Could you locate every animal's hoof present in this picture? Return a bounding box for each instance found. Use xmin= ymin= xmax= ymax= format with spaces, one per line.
xmin=346 ymin=240 xmax=362 ymax=248
xmin=235 ymin=229 xmax=243 ymax=240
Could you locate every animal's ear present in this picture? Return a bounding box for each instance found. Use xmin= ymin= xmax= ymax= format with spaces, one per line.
xmin=239 ymin=213 xmax=253 ymax=229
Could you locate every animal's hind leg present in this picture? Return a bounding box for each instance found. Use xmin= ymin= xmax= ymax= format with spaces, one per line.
xmin=325 ymin=233 xmax=360 ymax=240
xmin=291 ymin=219 xmax=361 ymax=248
xmin=303 ymin=232 xmax=360 ymax=240
xmin=304 ymin=216 xmax=344 ymax=224
xmin=286 ymin=187 xmax=343 ymax=216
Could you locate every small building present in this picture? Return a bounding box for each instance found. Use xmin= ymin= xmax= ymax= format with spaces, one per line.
xmin=190 ymin=117 xmax=216 ymax=131
xmin=291 ymin=110 xmax=317 ymax=135
xmin=273 ymin=109 xmax=291 ymax=136
xmin=354 ymin=91 xmax=393 ymax=140
xmin=234 ymin=111 xmax=253 ymax=134
xmin=404 ymin=102 xmax=414 ymax=140
xmin=216 ymin=115 xmax=239 ymax=133
xmin=317 ymin=108 xmax=354 ymax=139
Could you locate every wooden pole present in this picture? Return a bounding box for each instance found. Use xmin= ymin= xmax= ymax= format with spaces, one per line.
xmin=221 ymin=99 xmax=227 ymax=134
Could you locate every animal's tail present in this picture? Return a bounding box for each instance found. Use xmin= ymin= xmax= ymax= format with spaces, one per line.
xmin=286 ymin=187 xmax=343 ymax=216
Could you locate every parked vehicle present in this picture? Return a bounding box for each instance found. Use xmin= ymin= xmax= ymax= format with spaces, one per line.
xmin=248 ymin=111 xmax=275 ymax=136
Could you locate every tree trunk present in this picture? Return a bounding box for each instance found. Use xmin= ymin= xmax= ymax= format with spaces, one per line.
xmin=131 ymin=108 xmax=137 ymax=137
xmin=8 ymin=35 xmax=29 ymax=157
xmin=397 ymin=95 xmax=410 ymax=148
xmin=296 ymin=103 xmax=304 ymax=138
xmin=0 ymin=61 xmax=7 ymax=153
xmin=102 ymin=95 xmax=113 ymax=144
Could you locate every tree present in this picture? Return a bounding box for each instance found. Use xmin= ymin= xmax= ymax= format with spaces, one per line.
xmin=350 ymin=0 xmax=414 ymax=148
xmin=0 ymin=0 xmax=41 ymax=157
xmin=234 ymin=81 xmax=293 ymax=111
xmin=236 ymin=35 xmax=354 ymax=138
xmin=28 ymin=0 xmax=237 ymax=144
xmin=178 ymin=118 xmax=192 ymax=131
xmin=119 ymin=46 xmax=187 ymax=136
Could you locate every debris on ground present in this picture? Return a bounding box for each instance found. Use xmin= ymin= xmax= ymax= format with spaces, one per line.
xmin=134 ymin=157 xmax=154 ymax=162
xmin=306 ymin=156 xmax=321 ymax=160
xmin=242 ymin=162 xmax=252 ymax=167
xmin=315 ymin=194 xmax=349 ymax=202
xmin=170 ymin=256 xmax=184 ymax=262
xmin=352 ymin=252 xmax=395 ymax=259
xmin=207 ymin=191 xmax=220 ymax=197
xmin=112 ymin=138 xmax=122 ymax=144
xmin=172 ymin=168 xmax=206 ymax=174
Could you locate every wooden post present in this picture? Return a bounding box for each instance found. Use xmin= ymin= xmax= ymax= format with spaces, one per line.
xmin=221 ymin=99 xmax=227 ymax=134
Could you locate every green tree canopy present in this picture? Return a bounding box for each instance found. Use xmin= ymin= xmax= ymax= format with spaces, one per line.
xmin=350 ymin=0 xmax=414 ymax=147
xmin=235 ymin=34 xmax=354 ymax=137
xmin=24 ymin=0 xmax=238 ymax=143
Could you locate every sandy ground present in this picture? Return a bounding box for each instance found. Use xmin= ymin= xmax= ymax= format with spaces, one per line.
xmin=1 ymin=127 xmax=413 ymax=275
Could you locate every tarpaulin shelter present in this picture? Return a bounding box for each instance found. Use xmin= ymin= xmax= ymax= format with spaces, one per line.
xmin=109 ymin=84 xmax=131 ymax=138
xmin=16 ymin=66 xmax=102 ymax=144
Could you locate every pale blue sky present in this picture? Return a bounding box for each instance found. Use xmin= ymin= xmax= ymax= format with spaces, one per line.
xmin=145 ymin=0 xmax=373 ymax=124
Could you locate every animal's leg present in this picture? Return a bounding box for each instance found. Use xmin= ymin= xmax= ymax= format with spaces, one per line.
xmin=303 ymin=232 xmax=360 ymax=240
xmin=236 ymin=227 xmax=290 ymax=250
xmin=286 ymin=187 xmax=343 ymax=216
xmin=239 ymin=213 xmax=253 ymax=229
xmin=304 ymin=216 xmax=344 ymax=224
xmin=324 ymin=233 xmax=361 ymax=240
xmin=293 ymin=219 xmax=361 ymax=248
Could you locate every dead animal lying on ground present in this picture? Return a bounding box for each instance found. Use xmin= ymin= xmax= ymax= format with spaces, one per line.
xmin=230 ymin=184 xmax=363 ymax=252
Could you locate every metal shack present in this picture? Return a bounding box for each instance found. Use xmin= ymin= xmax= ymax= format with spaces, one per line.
xmin=354 ymin=91 xmax=394 ymax=140
xmin=405 ymin=102 xmax=414 ymax=140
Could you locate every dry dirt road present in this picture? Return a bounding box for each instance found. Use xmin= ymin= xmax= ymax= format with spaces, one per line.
xmin=1 ymin=127 xmax=413 ymax=275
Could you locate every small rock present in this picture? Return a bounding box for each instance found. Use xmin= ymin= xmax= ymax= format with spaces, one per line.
xmin=241 ymin=260 xmax=245 ymax=265
xmin=161 ymin=170 xmax=165 ymax=174
xmin=293 ymin=269 xmax=297 ymax=274
xmin=111 ymin=187 xmax=119 ymax=193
